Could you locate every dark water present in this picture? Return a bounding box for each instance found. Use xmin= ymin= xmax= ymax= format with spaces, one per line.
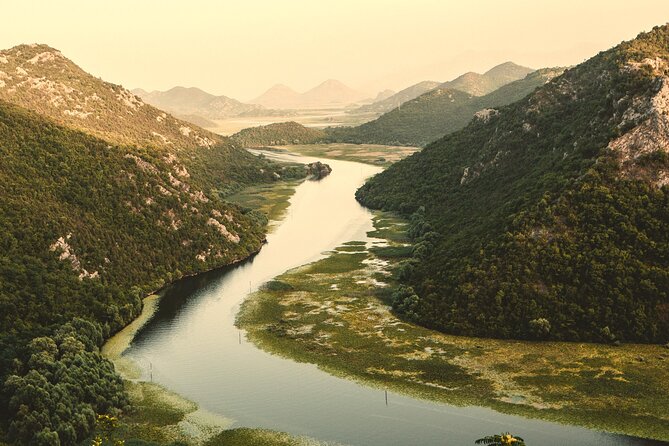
xmin=127 ymin=151 xmax=666 ymax=446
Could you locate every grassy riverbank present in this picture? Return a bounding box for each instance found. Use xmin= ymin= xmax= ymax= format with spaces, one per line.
xmin=237 ymin=212 xmax=669 ymax=441
xmin=98 ymin=178 xmax=328 ymax=445
xmin=226 ymin=179 xmax=304 ymax=228
xmin=101 ymin=294 xmax=328 ymax=446
xmin=274 ymin=143 xmax=420 ymax=166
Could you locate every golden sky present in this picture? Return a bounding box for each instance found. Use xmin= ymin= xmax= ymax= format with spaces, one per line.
xmin=2 ymin=0 xmax=668 ymax=100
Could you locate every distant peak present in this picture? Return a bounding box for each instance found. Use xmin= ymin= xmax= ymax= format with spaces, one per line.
xmin=10 ymin=43 xmax=59 ymax=51
xmin=484 ymin=61 xmax=533 ymax=76
xmin=167 ymin=86 xmax=207 ymax=93
xmin=494 ymin=61 xmax=522 ymax=68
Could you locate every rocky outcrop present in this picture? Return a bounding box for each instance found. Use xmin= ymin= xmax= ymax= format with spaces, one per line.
xmin=306 ymin=161 xmax=332 ymax=180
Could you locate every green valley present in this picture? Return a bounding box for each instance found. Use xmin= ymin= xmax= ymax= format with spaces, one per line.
xmin=1 ymin=5 xmax=668 ymax=446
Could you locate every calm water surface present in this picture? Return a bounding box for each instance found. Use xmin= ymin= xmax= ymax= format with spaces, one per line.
xmin=127 ymin=151 xmax=666 ymax=446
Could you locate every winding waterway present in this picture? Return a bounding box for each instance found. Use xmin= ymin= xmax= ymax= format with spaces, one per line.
xmin=126 ymin=151 xmax=666 ymax=446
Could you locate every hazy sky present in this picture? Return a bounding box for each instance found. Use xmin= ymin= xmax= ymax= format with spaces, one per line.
xmin=2 ymin=1 xmax=669 ymax=100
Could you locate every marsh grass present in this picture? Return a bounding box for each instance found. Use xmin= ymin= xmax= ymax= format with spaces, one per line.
xmin=276 ymin=144 xmax=420 ymax=166
xmin=204 ymin=428 xmax=333 ymax=446
xmin=226 ymin=180 xmax=303 ymax=226
xmin=237 ymin=211 xmax=669 ymax=441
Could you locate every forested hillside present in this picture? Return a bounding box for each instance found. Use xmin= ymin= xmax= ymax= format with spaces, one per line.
xmin=231 ymin=121 xmax=326 ymax=147
xmin=0 ymin=99 xmax=287 ymax=444
xmin=356 ymin=25 xmax=669 ymax=344
xmin=329 ymin=68 xmax=563 ymax=146
xmin=0 ymin=43 xmax=287 ymax=196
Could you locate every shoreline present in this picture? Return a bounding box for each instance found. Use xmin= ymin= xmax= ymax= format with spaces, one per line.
xmin=102 ymin=293 xmax=161 ymax=379
xmin=99 ymin=176 xmax=313 ymax=445
xmin=101 ymin=156 xmax=669 ymax=444
xmin=236 ymin=212 xmax=669 ymax=443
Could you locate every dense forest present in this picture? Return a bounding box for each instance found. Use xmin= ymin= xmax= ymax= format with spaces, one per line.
xmin=0 ymin=99 xmax=301 ymax=445
xmin=328 ymin=68 xmax=564 ymax=147
xmin=230 ymin=121 xmax=326 ymax=147
xmin=357 ymin=25 xmax=669 ymax=344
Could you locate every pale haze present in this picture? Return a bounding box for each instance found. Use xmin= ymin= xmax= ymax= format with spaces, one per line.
xmin=2 ymin=0 xmax=669 ymax=100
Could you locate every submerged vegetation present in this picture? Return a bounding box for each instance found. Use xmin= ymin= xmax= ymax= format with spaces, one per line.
xmin=274 ymin=143 xmax=420 ymax=166
xmin=226 ymin=180 xmax=304 ymax=228
xmin=237 ymin=211 xmax=669 ymax=441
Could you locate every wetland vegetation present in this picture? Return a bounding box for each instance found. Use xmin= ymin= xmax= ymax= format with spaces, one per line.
xmin=237 ymin=213 xmax=669 ymax=441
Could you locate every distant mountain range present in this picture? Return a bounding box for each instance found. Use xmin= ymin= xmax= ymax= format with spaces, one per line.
xmin=132 ymin=86 xmax=263 ymax=121
xmin=355 ymin=62 xmax=533 ymax=115
xmin=135 ymin=63 xmax=530 ymax=119
xmin=444 ymin=61 xmax=533 ymax=96
xmin=230 ymin=64 xmax=559 ymax=148
xmin=330 ymin=67 xmax=563 ymax=146
xmin=355 ymin=81 xmax=441 ymax=114
xmin=251 ymin=79 xmax=368 ymax=109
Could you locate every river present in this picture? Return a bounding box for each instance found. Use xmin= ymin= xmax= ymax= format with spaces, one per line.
xmin=126 ymin=150 xmax=666 ymax=446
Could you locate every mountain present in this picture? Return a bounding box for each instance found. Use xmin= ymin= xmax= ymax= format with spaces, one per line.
xmin=131 ymin=87 xmax=149 ymax=96
xmin=300 ymin=79 xmax=367 ymax=107
xmin=0 ymin=43 xmax=287 ymax=194
xmin=0 ymin=45 xmax=307 ymax=445
xmin=251 ymin=83 xmax=302 ymax=109
xmin=480 ymin=61 xmax=536 ymax=90
xmin=231 ymin=121 xmax=326 ymax=147
xmin=0 ymin=44 xmax=223 ymax=151
xmin=354 ymin=62 xmax=533 ymax=117
xmin=329 ymin=68 xmax=563 ymax=146
xmin=251 ymin=80 xmax=366 ymax=109
xmin=172 ymin=113 xmax=218 ymax=128
xmin=444 ymin=62 xmax=534 ymax=96
xmin=134 ymin=86 xmax=263 ymax=119
xmin=356 ymin=25 xmax=669 ymax=344
xmin=354 ymin=81 xmax=441 ymax=114
xmin=0 ymin=97 xmax=281 ymax=444
xmin=372 ymin=89 xmax=395 ymax=102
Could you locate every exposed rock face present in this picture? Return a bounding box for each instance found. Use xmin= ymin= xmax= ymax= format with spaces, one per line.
xmin=49 ymin=233 xmax=99 ymax=280
xmin=608 ymin=74 xmax=669 ymax=187
xmin=474 ymin=108 xmax=498 ymax=123
xmin=306 ymin=161 xmax=332 ymax=180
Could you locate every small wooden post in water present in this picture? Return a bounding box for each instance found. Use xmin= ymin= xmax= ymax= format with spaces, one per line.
xmin=385 ymin=389 xmax=388 ymax=406
xmin=150 ymin=362 xmax=153 ymax=383
xmin=239 ymin=331 xmax=242 ymax=344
